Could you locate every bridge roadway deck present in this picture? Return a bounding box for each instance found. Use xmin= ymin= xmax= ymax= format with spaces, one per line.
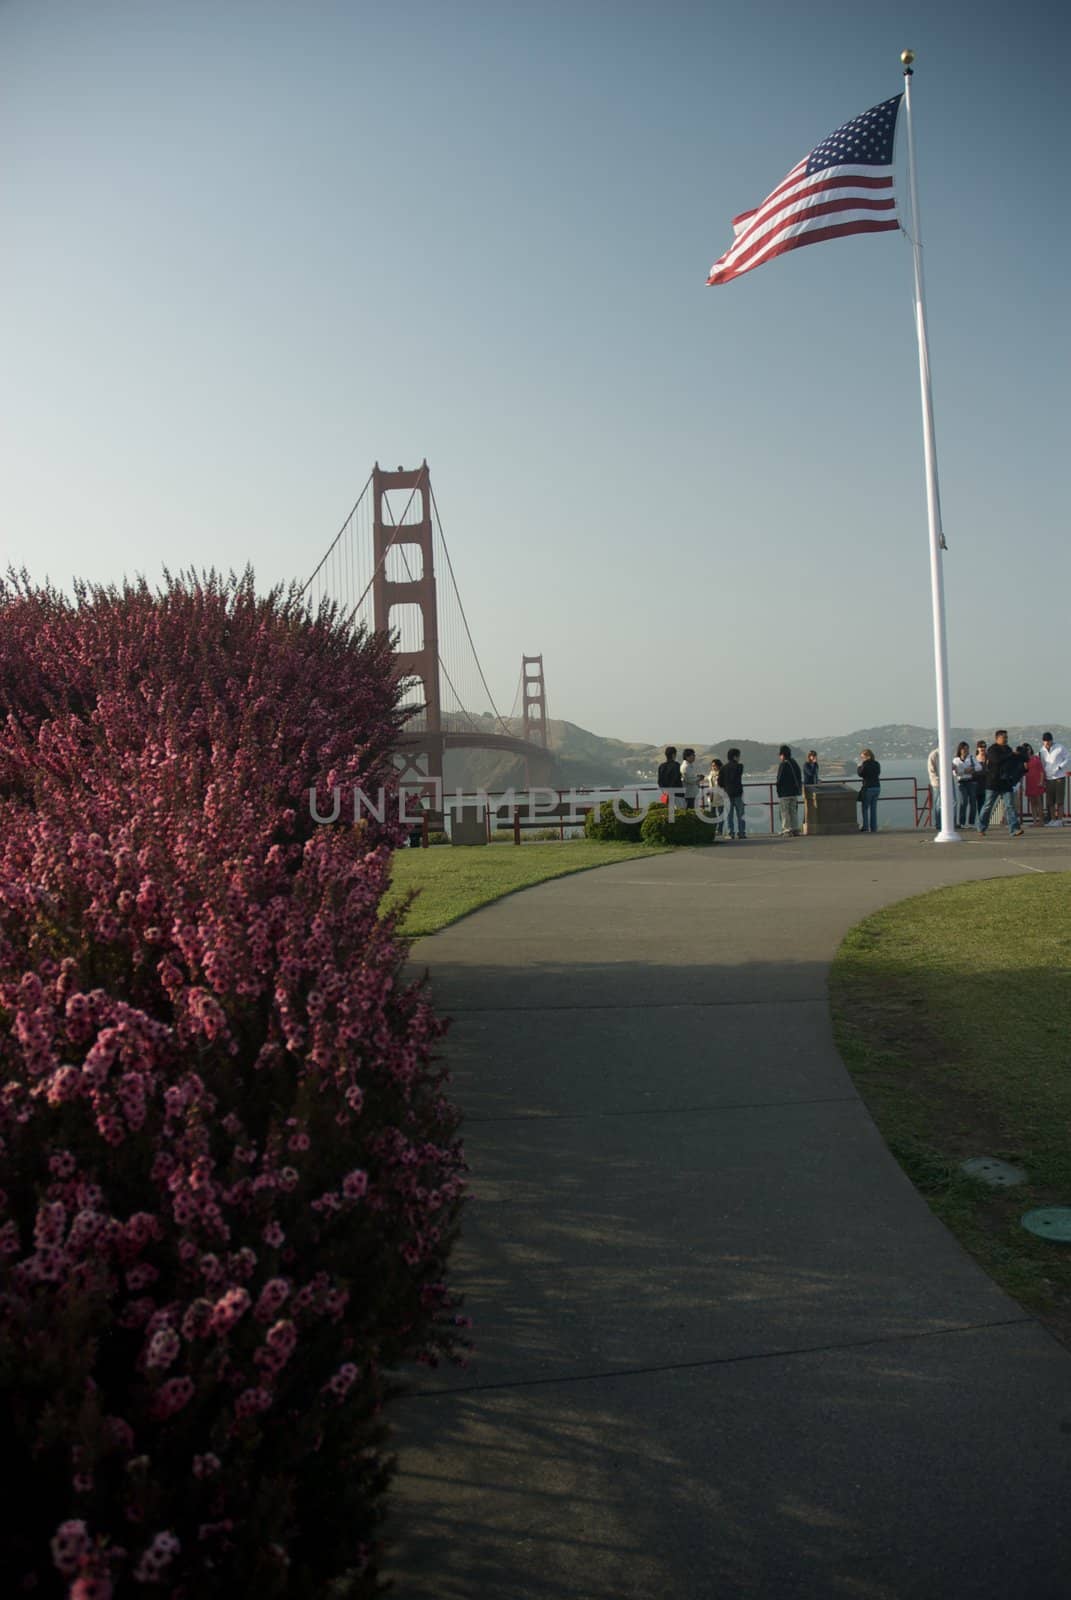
xmin=387 ymin=829 xmax=1071 ymax=1599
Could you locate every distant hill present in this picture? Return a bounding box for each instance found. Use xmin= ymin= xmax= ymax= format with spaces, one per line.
xmin=435 ymin=715 xmax=1071 ymax=791
xmin=440 ymin=715 xmax=652 ymax=792
xmin=791 ymin=724 xmax=1071 ymax=763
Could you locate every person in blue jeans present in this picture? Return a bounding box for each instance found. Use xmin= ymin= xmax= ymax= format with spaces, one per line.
xmin=720 ymin=748 xmax=746 ymax=839
xmin=977 ymin=730 xmax=1025 ymax=837
xmin=953 ymin=740 xmax=979 ymax=828
xmin=857 ymin=747 xmax=881 ymax=832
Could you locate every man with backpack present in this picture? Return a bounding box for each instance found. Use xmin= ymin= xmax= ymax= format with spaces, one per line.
xmin=976 ymin=730 xmax=1025 ymax=838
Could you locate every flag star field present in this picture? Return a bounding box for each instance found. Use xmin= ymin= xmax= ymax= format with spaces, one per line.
xmin=807 ymin=97 xmax=903 ymax=174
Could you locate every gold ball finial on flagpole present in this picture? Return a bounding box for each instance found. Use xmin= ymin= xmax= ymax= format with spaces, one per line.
xmin=901 ymin=49 xmax=915 ymax=70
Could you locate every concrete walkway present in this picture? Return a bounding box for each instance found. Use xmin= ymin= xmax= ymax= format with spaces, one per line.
xmin=387 ymin=831 xmax=1071 ymax=1599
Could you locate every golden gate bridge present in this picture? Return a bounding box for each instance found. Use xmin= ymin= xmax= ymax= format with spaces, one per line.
xmin=303 ymin=462 xmax=555 ymax=790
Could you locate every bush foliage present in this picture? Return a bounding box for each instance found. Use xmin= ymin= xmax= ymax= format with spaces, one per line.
xmin=638 ymin=803 xmax=717 ymax=847
xmin=0 ymin=571 xmax=467 ymax=1598
xmin=583 ymin=801 xmax=644 ymax=843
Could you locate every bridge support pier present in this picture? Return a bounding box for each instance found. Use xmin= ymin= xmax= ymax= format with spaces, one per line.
xmin=372 ymin=462 xmax=442 ymax=788
xmin=521 ymin=654 xmax=549 ymax=787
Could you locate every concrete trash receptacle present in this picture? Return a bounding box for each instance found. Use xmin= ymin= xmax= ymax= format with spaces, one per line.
xmin=805 ymin=783 xmax=859 ymax=836
xmin=450 ymin=805 xmax=487 ymax=846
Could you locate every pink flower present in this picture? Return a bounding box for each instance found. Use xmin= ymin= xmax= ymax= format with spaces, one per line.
xmin=133 ymin=1530 xmax=180 ymax=1583
xmin=254 ymin=1278 xmax=291 ymax=1322
xmin=342 ymin=1169 xmax=368 ymax=1201
xmin=144 ymin=1326 xmax=180 ymax=1370
xmin=151 ymin=1377 xmax=194 ymax=1419
xmin=181 ymin=1299 xmax=214 ymax=1340
xmin=71 ymin=1577 xmax=113 ymax=1600
xmin=46 ymin=1064 xmax=82 ymax=1104
xmin=235 ymin=1386 xmax=272 ymax=1419
xmin=50 ymin=1519 xmax=90 ymax=1576
xmin=322 ymin=1362 xmax=359 ymax=1403
xmin=209 ymin=1286 xmax=250 ymax=1334
xmin=34 ymin=1200 xmax=67 ymax=1248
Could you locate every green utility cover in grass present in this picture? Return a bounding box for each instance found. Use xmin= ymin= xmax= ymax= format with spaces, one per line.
xmin=961 ymin=1157 xmax=1026 ymax=1188
xmin=1020 ymin=1208 xmax=1071 ymax=1243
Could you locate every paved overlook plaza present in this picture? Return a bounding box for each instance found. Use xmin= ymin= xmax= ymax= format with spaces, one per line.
xmin=389 ymin=830 xmax=1071 ymax=1600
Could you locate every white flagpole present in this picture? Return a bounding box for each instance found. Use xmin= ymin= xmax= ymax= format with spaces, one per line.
xmin=900 ymin=50 xmax=960 ymax=843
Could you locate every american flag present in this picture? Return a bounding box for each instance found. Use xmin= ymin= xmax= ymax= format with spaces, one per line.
xmin=707 ymin=95 xmax=903 ymax=286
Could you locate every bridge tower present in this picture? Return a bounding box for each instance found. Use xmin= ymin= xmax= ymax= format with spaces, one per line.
xmin=522 ymin=654 xmax=548 ymax=748
xmin=372 ymin=462 xmax=442 ymax=786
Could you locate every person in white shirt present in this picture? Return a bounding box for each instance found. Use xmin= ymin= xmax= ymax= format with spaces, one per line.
xmin=1040 ymin=732 xmax=1069 ymax=824
xmin=679 ymin=748 xmax=702 ymax=812
xmin=704 ymin=758 xmax=728 ymax=835
xmin=926 ymin=746 xmax=945 ymax=831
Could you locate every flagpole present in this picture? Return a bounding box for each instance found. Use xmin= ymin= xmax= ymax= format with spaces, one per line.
xmin=900 ymin=50 xmax=960 ymax=843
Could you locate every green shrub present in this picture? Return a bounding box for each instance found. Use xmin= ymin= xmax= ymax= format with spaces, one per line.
xmin=584 ymin=800 xmax=644 ymax=843
xmin=426 ymin=830 xmax=449 ymax=845
xmin=639 ymin=802 xmax=717 ymax=847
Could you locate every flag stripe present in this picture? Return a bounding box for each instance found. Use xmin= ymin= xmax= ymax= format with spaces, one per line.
xmin=713 ymin=194 xmax=897 ymax=281
xmin=730 ymin=160 xmax=807 ymax=227
xmin=741 ymin=168 xmax=894 ymax=229
xmin=730 ymin=169 xmax=893 ymax=239
xmin=726 ymin=173 xmax=895 ymax=258
xmin=710 ymin=216 xmax=900 ymax=285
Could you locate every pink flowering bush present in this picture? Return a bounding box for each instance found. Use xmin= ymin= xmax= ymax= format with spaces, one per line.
xmin=0 ymin=572 xmax=467 ymax=1596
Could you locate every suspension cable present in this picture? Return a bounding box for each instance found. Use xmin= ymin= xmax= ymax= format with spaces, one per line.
xmin=429 ymin=482 xmax=512 ymax=736
xmin=507 ymin=665 xmax=522 ymax=726
xmin=301 ymin=470 xmax=374 ymax=597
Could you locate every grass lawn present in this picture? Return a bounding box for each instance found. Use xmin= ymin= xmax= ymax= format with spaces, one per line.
xmin=385 ymin=839 xmax=660 ymax=939
xmin=831 ymin=871 xmax=1071 ymax=1347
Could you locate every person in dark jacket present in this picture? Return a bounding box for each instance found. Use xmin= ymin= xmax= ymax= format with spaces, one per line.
xmin=803 ymin=751 xmax=820 ymax=787
xmin=720 ymin=748 xmax=746 ymax=840
xmin=857 ymin=748 xmax=881 ymax=833
xmin=656 ymin=746 xmax=683 ymax=810
xmin=977 ymin=730 xmax=1024 ymax=838
xmin=775 ymin=744 xmax=803 ymax=836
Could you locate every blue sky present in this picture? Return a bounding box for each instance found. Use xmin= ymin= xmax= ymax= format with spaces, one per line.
xmin=2 ymin=0 xmax=1067 ymax=743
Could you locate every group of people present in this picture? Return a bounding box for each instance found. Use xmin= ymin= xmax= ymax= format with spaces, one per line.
xmin=655 ymin=744 xmax=817 ymax=839
xmin=930 ymin=731 xmax=1069 ymax=837
xmin=657 ymin=746 xmax=749 ymax=837
xmin=656 ymin=731 xmax=1069 ymax=842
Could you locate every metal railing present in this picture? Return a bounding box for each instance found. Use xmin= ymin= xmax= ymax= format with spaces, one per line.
xmin=408 ymin=773 xmax=1070 ymax=845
